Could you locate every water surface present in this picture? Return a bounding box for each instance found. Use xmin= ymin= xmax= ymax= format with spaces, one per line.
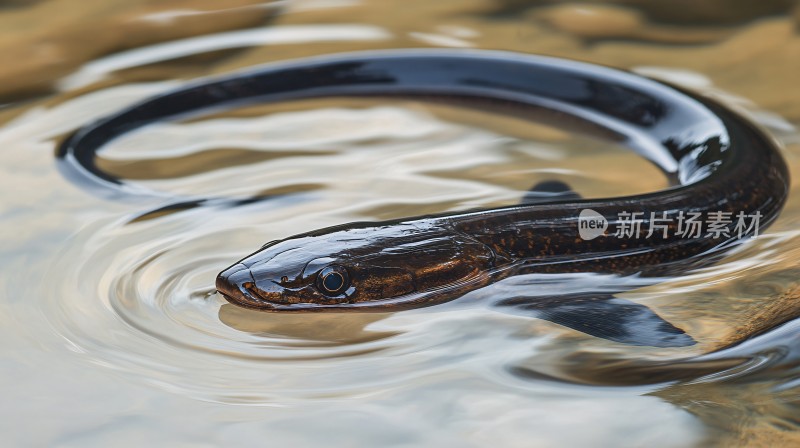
xmin=2 ymin=0 xmax=800 ymax=446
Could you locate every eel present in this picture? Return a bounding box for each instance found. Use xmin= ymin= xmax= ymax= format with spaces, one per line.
xmin=56 ymin=49 xmax=790 ymax=347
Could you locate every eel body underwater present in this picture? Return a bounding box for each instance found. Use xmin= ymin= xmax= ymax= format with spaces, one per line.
xmin=57 ymin=49 xmax=790 ymax=348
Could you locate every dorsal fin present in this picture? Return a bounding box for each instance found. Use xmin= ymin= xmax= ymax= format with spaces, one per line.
xmin=521 ymin=180 xmax=582 ymax=205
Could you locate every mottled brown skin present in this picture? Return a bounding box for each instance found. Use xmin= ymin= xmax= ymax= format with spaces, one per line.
xmin=53 ymin=50 xmax=789 ymax=324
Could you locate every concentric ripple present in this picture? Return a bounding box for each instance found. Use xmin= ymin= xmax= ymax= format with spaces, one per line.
xmin=40 ymin=205 xmax=423 ymax=403
xmin=39 ymin=101 xmax=619 ymax=404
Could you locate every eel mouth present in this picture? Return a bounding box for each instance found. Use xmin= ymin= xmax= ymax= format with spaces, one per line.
xmin=216 ymin=263 xmax=277 ymax=310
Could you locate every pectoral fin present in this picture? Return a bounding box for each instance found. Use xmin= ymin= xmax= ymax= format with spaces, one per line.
xmin=496 ymin=293 xmax=695 ymax=347
xmin=521 ymin=180 xmax=582 ymax=205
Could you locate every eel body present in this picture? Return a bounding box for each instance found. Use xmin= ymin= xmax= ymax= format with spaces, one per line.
xmin=57 ymin=50 xmax=790 ymax=347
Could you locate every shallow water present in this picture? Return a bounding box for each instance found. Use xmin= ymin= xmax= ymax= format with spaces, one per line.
xmin=2 ymin=0 xmax=800 ymax=446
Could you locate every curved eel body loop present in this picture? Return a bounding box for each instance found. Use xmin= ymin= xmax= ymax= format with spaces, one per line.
xmin=58 ymin=50 xmax=790 ymax=346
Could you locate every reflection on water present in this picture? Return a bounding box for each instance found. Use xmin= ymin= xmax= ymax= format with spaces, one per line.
xmin=2 ymin=0 xmax=800 ymax=446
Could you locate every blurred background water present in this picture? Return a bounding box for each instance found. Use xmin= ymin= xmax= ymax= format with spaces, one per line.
xmin=2 ymin=0 xmax=800 ymax=446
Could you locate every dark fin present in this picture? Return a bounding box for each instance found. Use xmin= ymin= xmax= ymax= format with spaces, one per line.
xmin=520 ymin=180 xmax=582 ymax=205
xmin=496 ymin=293 xmax=695 ymax=348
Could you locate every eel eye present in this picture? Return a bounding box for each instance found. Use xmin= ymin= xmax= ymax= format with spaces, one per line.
xmin=316 ymin=265 xmax=350 ymax=296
